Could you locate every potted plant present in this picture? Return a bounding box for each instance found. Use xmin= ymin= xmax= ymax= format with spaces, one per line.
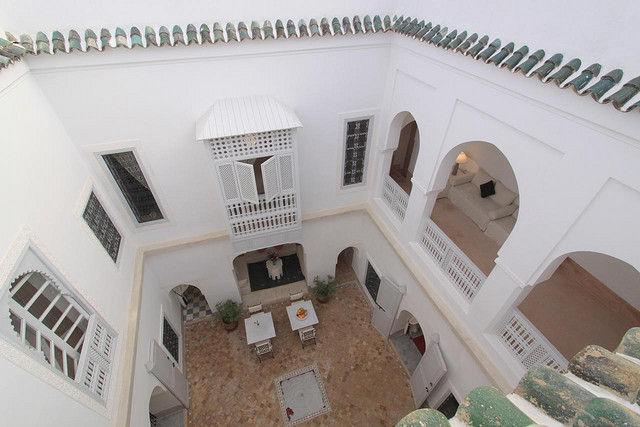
xmin=311 ymin=275 xmax=338 ymax=303
xmin=215 ymin=299 xmax=241 ymax=331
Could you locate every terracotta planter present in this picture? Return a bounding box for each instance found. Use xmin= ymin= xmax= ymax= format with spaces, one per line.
xmin=223 ymin=320 xmax=238 ymax=331
xmin=317 ymin=295 xmax=329 ymax=303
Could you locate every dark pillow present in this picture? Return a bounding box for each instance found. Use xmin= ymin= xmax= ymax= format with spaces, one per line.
xmin=480 ymin=180 xmax=495 ymax=198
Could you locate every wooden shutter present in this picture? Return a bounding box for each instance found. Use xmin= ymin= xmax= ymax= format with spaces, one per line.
xmin=216 ymin=162 xmax=240 ymax=202
xmin=261 ymin=156 xmax=280 ymax=202
xmin=278 ymin=153 xmax=295 ymax=192
xmin=77 ymin=314 xmax=116 ymax=400
xmin=234 ymin=161 xmax=259 ymax=204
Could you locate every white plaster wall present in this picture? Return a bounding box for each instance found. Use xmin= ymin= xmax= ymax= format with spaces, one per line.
xmin=0 ymin=64 xmax=136 ymax=426
xmin=463 ymin=142 xmax=518 ymax=193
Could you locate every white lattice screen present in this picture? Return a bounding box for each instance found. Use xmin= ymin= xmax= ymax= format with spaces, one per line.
xmin=234 ymin=161 xmax=259 ymax=204
xmin=78 ymin=314 xmax=116 ymax=400
xmin=382 ymin=175 xmax=409 ymax=221
xmin=217 ymin=163 xmax=240 ymax=201
xmin=261 ymin=156 xmax=280 ymax=202
xmin=278 ymin=154 xmax=294 ymax=191
xmin=209 ymin=129 xmax=293 ymax=160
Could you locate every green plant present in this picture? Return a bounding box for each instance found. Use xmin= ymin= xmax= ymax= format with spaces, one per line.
xmin=311 ymin=275 xmax=338 ymax=299
xmin=214 ymin=299 xmax=241 ymax=324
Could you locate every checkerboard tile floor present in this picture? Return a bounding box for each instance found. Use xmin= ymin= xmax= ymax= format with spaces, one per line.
xmin=183 ymin=286 xmax=213 ymax=324
xmin=183 ymin=281 xmax=414 ymax=426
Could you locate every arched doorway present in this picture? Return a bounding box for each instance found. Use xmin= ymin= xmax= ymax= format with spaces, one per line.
xmin=518 ymin=252 xmax=640 ymax=361
xmin=428 ymin=141 xmax=519 ymax=276
xmin=171 ymin=283 xmax=212 ymax=324
xmin=335 ymin=246 xmax=358 ymax=284
xmin=390 ymin=309 xmax=425 ymax=375
xmin=149 ymin=385 xmax=184 ymax=426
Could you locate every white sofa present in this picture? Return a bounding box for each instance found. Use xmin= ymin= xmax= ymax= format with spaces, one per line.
xmin=448 ymin=168 xmax=518 ymax=237
xmin=484 ymin=206 xmax=518 ymax=245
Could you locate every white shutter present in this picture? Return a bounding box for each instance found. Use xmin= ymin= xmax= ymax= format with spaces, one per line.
xmin=234 ymin=161 xmax=259 ymax=204
xmin=77 ymin=314 xmax=116 ymax=401
xmin=216 ymin=162 xmax=240 ymax=202
xmin=261 ymin=156 xmax=281 ymax=202
xmin=278 ymin=153 xmax=295 ymax=192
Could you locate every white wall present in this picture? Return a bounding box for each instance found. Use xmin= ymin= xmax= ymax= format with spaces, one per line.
xmin=463 ymin=142 xmax=518 ymax=193
xmin=0 ymin=64 xmax=136 ymax=426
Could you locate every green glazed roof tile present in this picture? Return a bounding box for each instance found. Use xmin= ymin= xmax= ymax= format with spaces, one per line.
xmin=531 ymin=53 xmax=563 ymax=80
xmin=0 ymin=38 xmax=25 ymax=59
xmin=186 ymin=24 xmax=198 ymax=45
xmin=477 ymin=38 xmax=501 ymax=62
xmin=144 ymin=26 xmax=157 ymax=47
xmin=320 ymin=18 xmax=331 ymax=36
xmin=342 ymin=17 xmax=352 ymax=34
xmin=430 ymin=27 xmax=448 ymax=45
xmin=565 ymin=63 xmax=601 ymax=92
xmin=488 ymin=41 xmax=514 ymax=66
xmin=373 ymin=15 xmax=383 ymax=32
xmin=0 ymin=54 xmax=11 ymax=68
xmin=199 ymin=24 xmax=211 ymax=44
xmin=225 ymin=22 xmax=237 ymax=42
xmin=616 ymin=328 xmax=640 ymax=360
xmin=353 ymin=16 xmax=363 ymax=34
xmin=437 ymin=29 xmax=456 ymax=48
xmin=261 ymin=21 xmax=273 ymax=39
xmin=212 ymin=23 xmax=224 ymax=43
xmin=4 ymin=32 xmax=17 ymax=43
xmin=130 ymin=27 xmax=144 ymax=48
xmin=467 ymin=34 xmax=489 ymax=57
xmin=383 ymin=15 xmax=392 ymax=31
xmin=19 ymin=34 xmax=35 ymax=54
xmin=114 ymin=27 xmax=128 ymax=49
xmin=250 ymin=21 xmax=261 ymax=40
xmin=583 ymin=69 xmax=624 ymax=101
xmin=575 ymin=397 xmax=640 ymax=427
xmin=547 ymin=57 xmax=581 ymax=85
xmin=456 ymin=32 xmax=477 ymax=54
xmin=275 ymin=19 xmax=285 ymax=38
xmin=456 ymin=386 xmax=534 ymax=427
xmin=422 ymin=24 xmax=441 ymax=43
xmin=514 ymin=49 xmax=545 ymax=75
xmin=238 ymin=21 xmax=250 ymax=41
xmin=396 ymin=409 xmax=451 ymax=426
xmin=298 ymin=19 xmax=309 ymax=38
xmin=286 ymin=20 xmax=296 ymax=38
xmin=407 ymin=20 xmax=425 ymax=37
xmin=309 ymin=19 xmax=320 ymax=37
xmin=415 ymin=24 xmax=431 ymax=40
xmin=51 ymin=31 xmax=66 ymax=53
xmin=445 ymin=28 xmax=464 ymax=50
xmin=332 ymin=17 xmax=343 ymax=35
xmin=502 ymin=45 xmax=529 ymax=70
xmin=158 ymin=26 xmax=172 ymax=46
xmin=84 ymin=29 xmax=98 ymax=51
xmin=99 ymin=28 xmax=111 ymax=49
xmin=172 ymin=25 xmax=185 ymax=45
xmin=363 ymin=15 xmax=373 ymax=33
xmin=68 ymin=30 xmax=82 ymax=52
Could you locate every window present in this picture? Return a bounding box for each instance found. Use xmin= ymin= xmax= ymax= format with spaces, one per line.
xmin=102 ymin=151 xmax=164 ymax=224
xmin=162 ymin=316 xmax=180 ymax=364
xmin=342 ymin=118 xmax=372 ymax=187
xmin=82 ymin=191 xmax=121 ymax=262
xmin=364 ymin=261 xmax=381 ymax=302
xmin=0 ymin=245 xmax=117 ymax=402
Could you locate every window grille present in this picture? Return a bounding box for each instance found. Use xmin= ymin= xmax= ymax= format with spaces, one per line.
xmin=209 ymin=129 xmax=293 ymax=160
xmin=162 ymin=317 xmax=179 ymax=364
xmin=102 ymin=151 xmax=164 ymax=224
xmin=82 ymin=192 xmax=121 ymax=262
xmin=1 ymin=247 xmax=117 ymax=403
xmin=342 ymin=118 xmax=371 ymax=187
xmin=364 ymin=262 xmax=381 ymax=302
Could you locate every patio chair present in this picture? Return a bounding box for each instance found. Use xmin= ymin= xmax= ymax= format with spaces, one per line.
xmin=289 ymin=291 xmax=304 ymax=302
xmin=299 ymin=326 xmax=316 ymax=349
xmin=255 ymin=339 xmax=274 ymax=362
xmin=248 ymin=303 xmax=263 ymax=315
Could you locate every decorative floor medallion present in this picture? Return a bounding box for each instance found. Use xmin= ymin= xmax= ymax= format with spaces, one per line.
xmin=274 ymin=363 xmax=331 ymax=425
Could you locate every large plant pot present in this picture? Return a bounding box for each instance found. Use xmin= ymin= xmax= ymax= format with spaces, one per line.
xmin=317 ymin=295 xmax=329 ymax=304
xmin=223 ymin=320 xmax=238 ymax=331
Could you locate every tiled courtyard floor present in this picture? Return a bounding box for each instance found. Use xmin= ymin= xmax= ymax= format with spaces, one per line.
xmin=184 ymin=281 xmax=414 ymax=426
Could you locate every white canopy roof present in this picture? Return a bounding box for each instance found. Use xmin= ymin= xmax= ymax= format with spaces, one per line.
xmin=195 ymin=95 xmax=302 ymax=141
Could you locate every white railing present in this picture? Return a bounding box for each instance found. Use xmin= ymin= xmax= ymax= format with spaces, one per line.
xmin=227 ymin=193 xmax=299 ymax=238
xmin=499 ymin=309 xmax=568 ymax=372
xmin=382 ymin=174 xmax=409 ymax=221
xmin=419 ymin=218 xmax=486 ymax=301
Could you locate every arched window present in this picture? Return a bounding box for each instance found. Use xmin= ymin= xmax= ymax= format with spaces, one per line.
xmin=1 ymin=245 xmax=117 ymax=402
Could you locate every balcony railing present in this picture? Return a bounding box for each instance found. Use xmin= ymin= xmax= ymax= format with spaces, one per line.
xmin=226 ymin=193 xmax=299 ymax=238
xmin=499 ymin=309 xmax=569 ymax=372
xmin=382 ymin=174 xmax=409 ymax=221
xmin=419 ymin=217 xmax=487 ymax=301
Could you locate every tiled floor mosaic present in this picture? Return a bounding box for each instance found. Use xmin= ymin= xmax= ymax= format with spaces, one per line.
xmin=183 ymin=282 xmax=414 ymax=426
xmin=183 ymin=286 xmax=213 ymax=324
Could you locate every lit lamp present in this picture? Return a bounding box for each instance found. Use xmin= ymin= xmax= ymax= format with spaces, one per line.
xmin=452 ymin=151 xmax=468 ymax=175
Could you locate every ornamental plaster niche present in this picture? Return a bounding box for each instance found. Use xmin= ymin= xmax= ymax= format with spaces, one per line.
xmin=0 ymin=225 xmax=119 ymax=418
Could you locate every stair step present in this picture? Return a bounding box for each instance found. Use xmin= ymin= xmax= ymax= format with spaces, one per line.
xmin=570 ymin=345 xmax=640 ymax=405
xmin=515 ymin=364 xmax=594 ymax=424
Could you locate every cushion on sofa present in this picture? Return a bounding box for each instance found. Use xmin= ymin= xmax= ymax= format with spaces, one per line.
xmin=448 ymin=182 xmax=501 ymax=230
xmin=488 ymin=204 xmax=518 ymax=220
xmin=480 ymin=181 xmax=495 ymax=198
xmin=471 ymin=168 xmax=493 ymax=187
xmin=490 ymin=181 xmax=518 ymax=207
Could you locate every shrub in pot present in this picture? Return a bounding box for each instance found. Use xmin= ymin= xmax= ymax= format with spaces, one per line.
xmin=311 ymin=275 xmax=338 ymax=303
xmin=215 ymin=299 xmax=241 ymax=331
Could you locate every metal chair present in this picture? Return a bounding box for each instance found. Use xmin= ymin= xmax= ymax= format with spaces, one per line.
xmin=289 ymin=291 xmax=304 ymax=302
xmin=255 ymin=339 xmax=274 ymax=362
xmin=299 ymin=326 xmax=316 ymax=349
xmin=248 ymin=303 xmax=263 ymax=315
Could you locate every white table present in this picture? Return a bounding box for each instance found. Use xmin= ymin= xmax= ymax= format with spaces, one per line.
xmin=266 ymin=258 xmax=283 ymax=280
xmin=244 ymin=312 xmax=276 ymax=345
xmin=286 ymin=300 xmax=319 ymax=331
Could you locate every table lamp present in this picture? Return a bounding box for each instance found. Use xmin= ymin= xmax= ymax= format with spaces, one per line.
xmin=452 ymin=151 xmax=468 ymax=175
